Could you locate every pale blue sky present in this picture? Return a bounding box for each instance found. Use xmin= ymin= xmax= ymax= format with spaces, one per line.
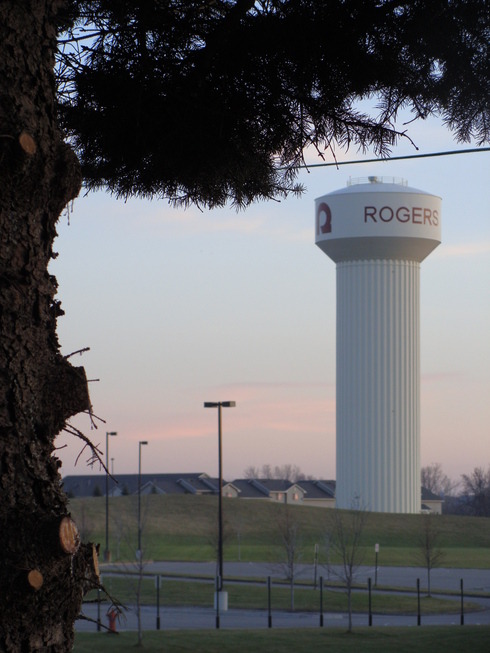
xmin=52 ymin=114 xmax=490 ymax=486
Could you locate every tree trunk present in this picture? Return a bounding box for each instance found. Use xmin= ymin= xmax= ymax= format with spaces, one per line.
xmin=0 ymin=3 xmax=98 ymax=650
xmin=347 ymin=580 xmax=353 ymax=633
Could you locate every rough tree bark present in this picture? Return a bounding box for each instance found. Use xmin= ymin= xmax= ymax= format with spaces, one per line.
xmin=0 ymin=3 xmax=99 ymax=651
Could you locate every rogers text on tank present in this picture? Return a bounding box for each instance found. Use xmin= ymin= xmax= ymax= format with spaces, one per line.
xmin=364 ymin=205 xmax=439 ymax=225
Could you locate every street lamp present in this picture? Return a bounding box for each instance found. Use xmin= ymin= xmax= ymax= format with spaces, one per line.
xmin=138 ymin=440 xmax=148 ymax=557
xmin=204 ymin=400 xmax=236 ymax=626
xmin=104 ymin=431 xmax=117 ymax=562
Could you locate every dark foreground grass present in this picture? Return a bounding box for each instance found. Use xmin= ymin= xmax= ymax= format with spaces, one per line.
xmin=73 ymin=627 xmax=490 ymax=653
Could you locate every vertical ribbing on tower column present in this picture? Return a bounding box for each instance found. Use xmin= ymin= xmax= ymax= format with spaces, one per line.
xmin=335 ymin=259 xmax=420 ymax=513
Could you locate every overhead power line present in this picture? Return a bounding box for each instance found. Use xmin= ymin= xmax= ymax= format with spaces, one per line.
xmin=295 ymin=147 xmax=490 ymax=170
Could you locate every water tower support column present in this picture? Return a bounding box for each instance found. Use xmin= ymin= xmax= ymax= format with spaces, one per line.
xmin=336 ymin=259 xmax=420 ymax=513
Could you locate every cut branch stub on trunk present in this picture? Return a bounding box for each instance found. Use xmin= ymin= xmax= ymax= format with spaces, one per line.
xmin=18 ymin=131 xmax=36 ymax=155
xmin=91 ymin=543 xmax=100 ymax=580
xmin=58 ymin=516 xmax=80 ymax=555
xmin=26 ymin=569 xmax=43 ymax=591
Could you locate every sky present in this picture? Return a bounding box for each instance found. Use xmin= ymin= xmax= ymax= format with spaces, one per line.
xmin=52 ymin=113 xmax=490 ymax=487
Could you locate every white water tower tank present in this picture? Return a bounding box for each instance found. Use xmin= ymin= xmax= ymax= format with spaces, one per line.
xmin=315 ymin=177 xmax=441 ymax=513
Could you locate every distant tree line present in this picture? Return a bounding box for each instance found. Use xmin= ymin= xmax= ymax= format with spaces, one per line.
xmin=421 ymin=462 xmax=458 ymax=497
xmin=422 ymin=463 xmax=490 ymax=517
xmin=458 ymin=466 xmax=490 ymax=517
xmin=243 ymin=464 xmax=315 ymax=483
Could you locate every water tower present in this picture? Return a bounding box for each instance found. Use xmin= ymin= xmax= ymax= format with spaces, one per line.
xmin=316 ymin=177 xmax=441 ymax=513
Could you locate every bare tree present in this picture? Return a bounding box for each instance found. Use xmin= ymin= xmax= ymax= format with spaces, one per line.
xmin=70 ymin=499 xmax=94 ymax=543
xmin=273 ymin=464 xmax=303 ymax=482
xmin=228 ymin=510 xmax=246 ymax=562
xmin=461 ymin=466 xmax=490 ymax=516
xmin=243 ymin=465 xmax=260 ymax=479
xmin=421 ymin=463 xmax=459 ymax=497
xmin=208 ymin=517 xmax=233 ymax=573
xmin=261 ymin=464 xmax=273 ymax=479
xmin=243 ymin=463 xmax=305 ymax=481
xmin=105 ymin=494 xmax=151 ymax=646
xmin=274 ymin=505 xmax=304 ymax=610
xmin=111 ymin=506 xmax=130 ymax=562
xmin=414 ymin=514 xmax=446 ymax=597
xmin=80 ymin=496 xmax=143 ymax=639
xmin=106 ymin=536 xmax=146 ymax=646
xmin=129 ymin=494 xmax=151 ymax=647
xmin=134 ymin=550 xmax=146 ymax=647
xmin=323 ymin=500 xmax=368 ymax=632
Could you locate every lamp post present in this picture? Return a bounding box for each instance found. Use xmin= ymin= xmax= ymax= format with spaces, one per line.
xmin=104 ymin=431 xmax=117 ymax=562
xmin=137 ymin=440 xmax=148 ymax=557
xmin=204 ymin=400 xmax=235 ymax=625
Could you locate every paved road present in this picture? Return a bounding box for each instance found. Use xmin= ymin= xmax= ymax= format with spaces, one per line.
xmin=77 ymin=601 xmax=490 ymax=633
xmin=76 ymin=562 xmax=490 ymax=633
xmin=102 ymin=561 xmax=490 ymax=594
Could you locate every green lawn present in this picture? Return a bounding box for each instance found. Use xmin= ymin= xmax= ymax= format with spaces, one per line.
xmin=69 ymin=494 xmax=490 ymax=568
xmin=90 ymin=576 xmax=479 ymax=615
xmin=73 ymin=627 xmax=490 ymax=653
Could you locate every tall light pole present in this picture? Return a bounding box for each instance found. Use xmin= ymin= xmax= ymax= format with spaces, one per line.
xmin=104 ymin=431 xmax=117 ymax=562
xmin=138 ymin=440 xmax=148 ymax=557
xmin=204 ymin=400 xmax=235 ymax=626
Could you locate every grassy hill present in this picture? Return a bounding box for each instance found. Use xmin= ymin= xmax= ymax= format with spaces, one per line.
xmin=68 ymin=494 xmax=490 ymax=568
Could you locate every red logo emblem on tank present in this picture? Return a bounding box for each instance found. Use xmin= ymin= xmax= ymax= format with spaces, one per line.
xmin=316 ymin=202 xmax=332 ymax=235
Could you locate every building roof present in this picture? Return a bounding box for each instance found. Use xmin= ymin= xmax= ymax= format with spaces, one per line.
xmin=62 ymin=473 xmax=442 ymax=510
xmin=62 ymin=472 xmax=211 ymax=497
xmin=421 ymin=486 xmax=443 ymax=501
xmin=255 ymin=479 xmax=297 ymax=492
xmin=298 ymin=480 xmax=336 ymax=499
xmin=225 ymin=478 xmax=336 ymax=500
xmin=226 ymin=479 xmax=268 ymax=498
